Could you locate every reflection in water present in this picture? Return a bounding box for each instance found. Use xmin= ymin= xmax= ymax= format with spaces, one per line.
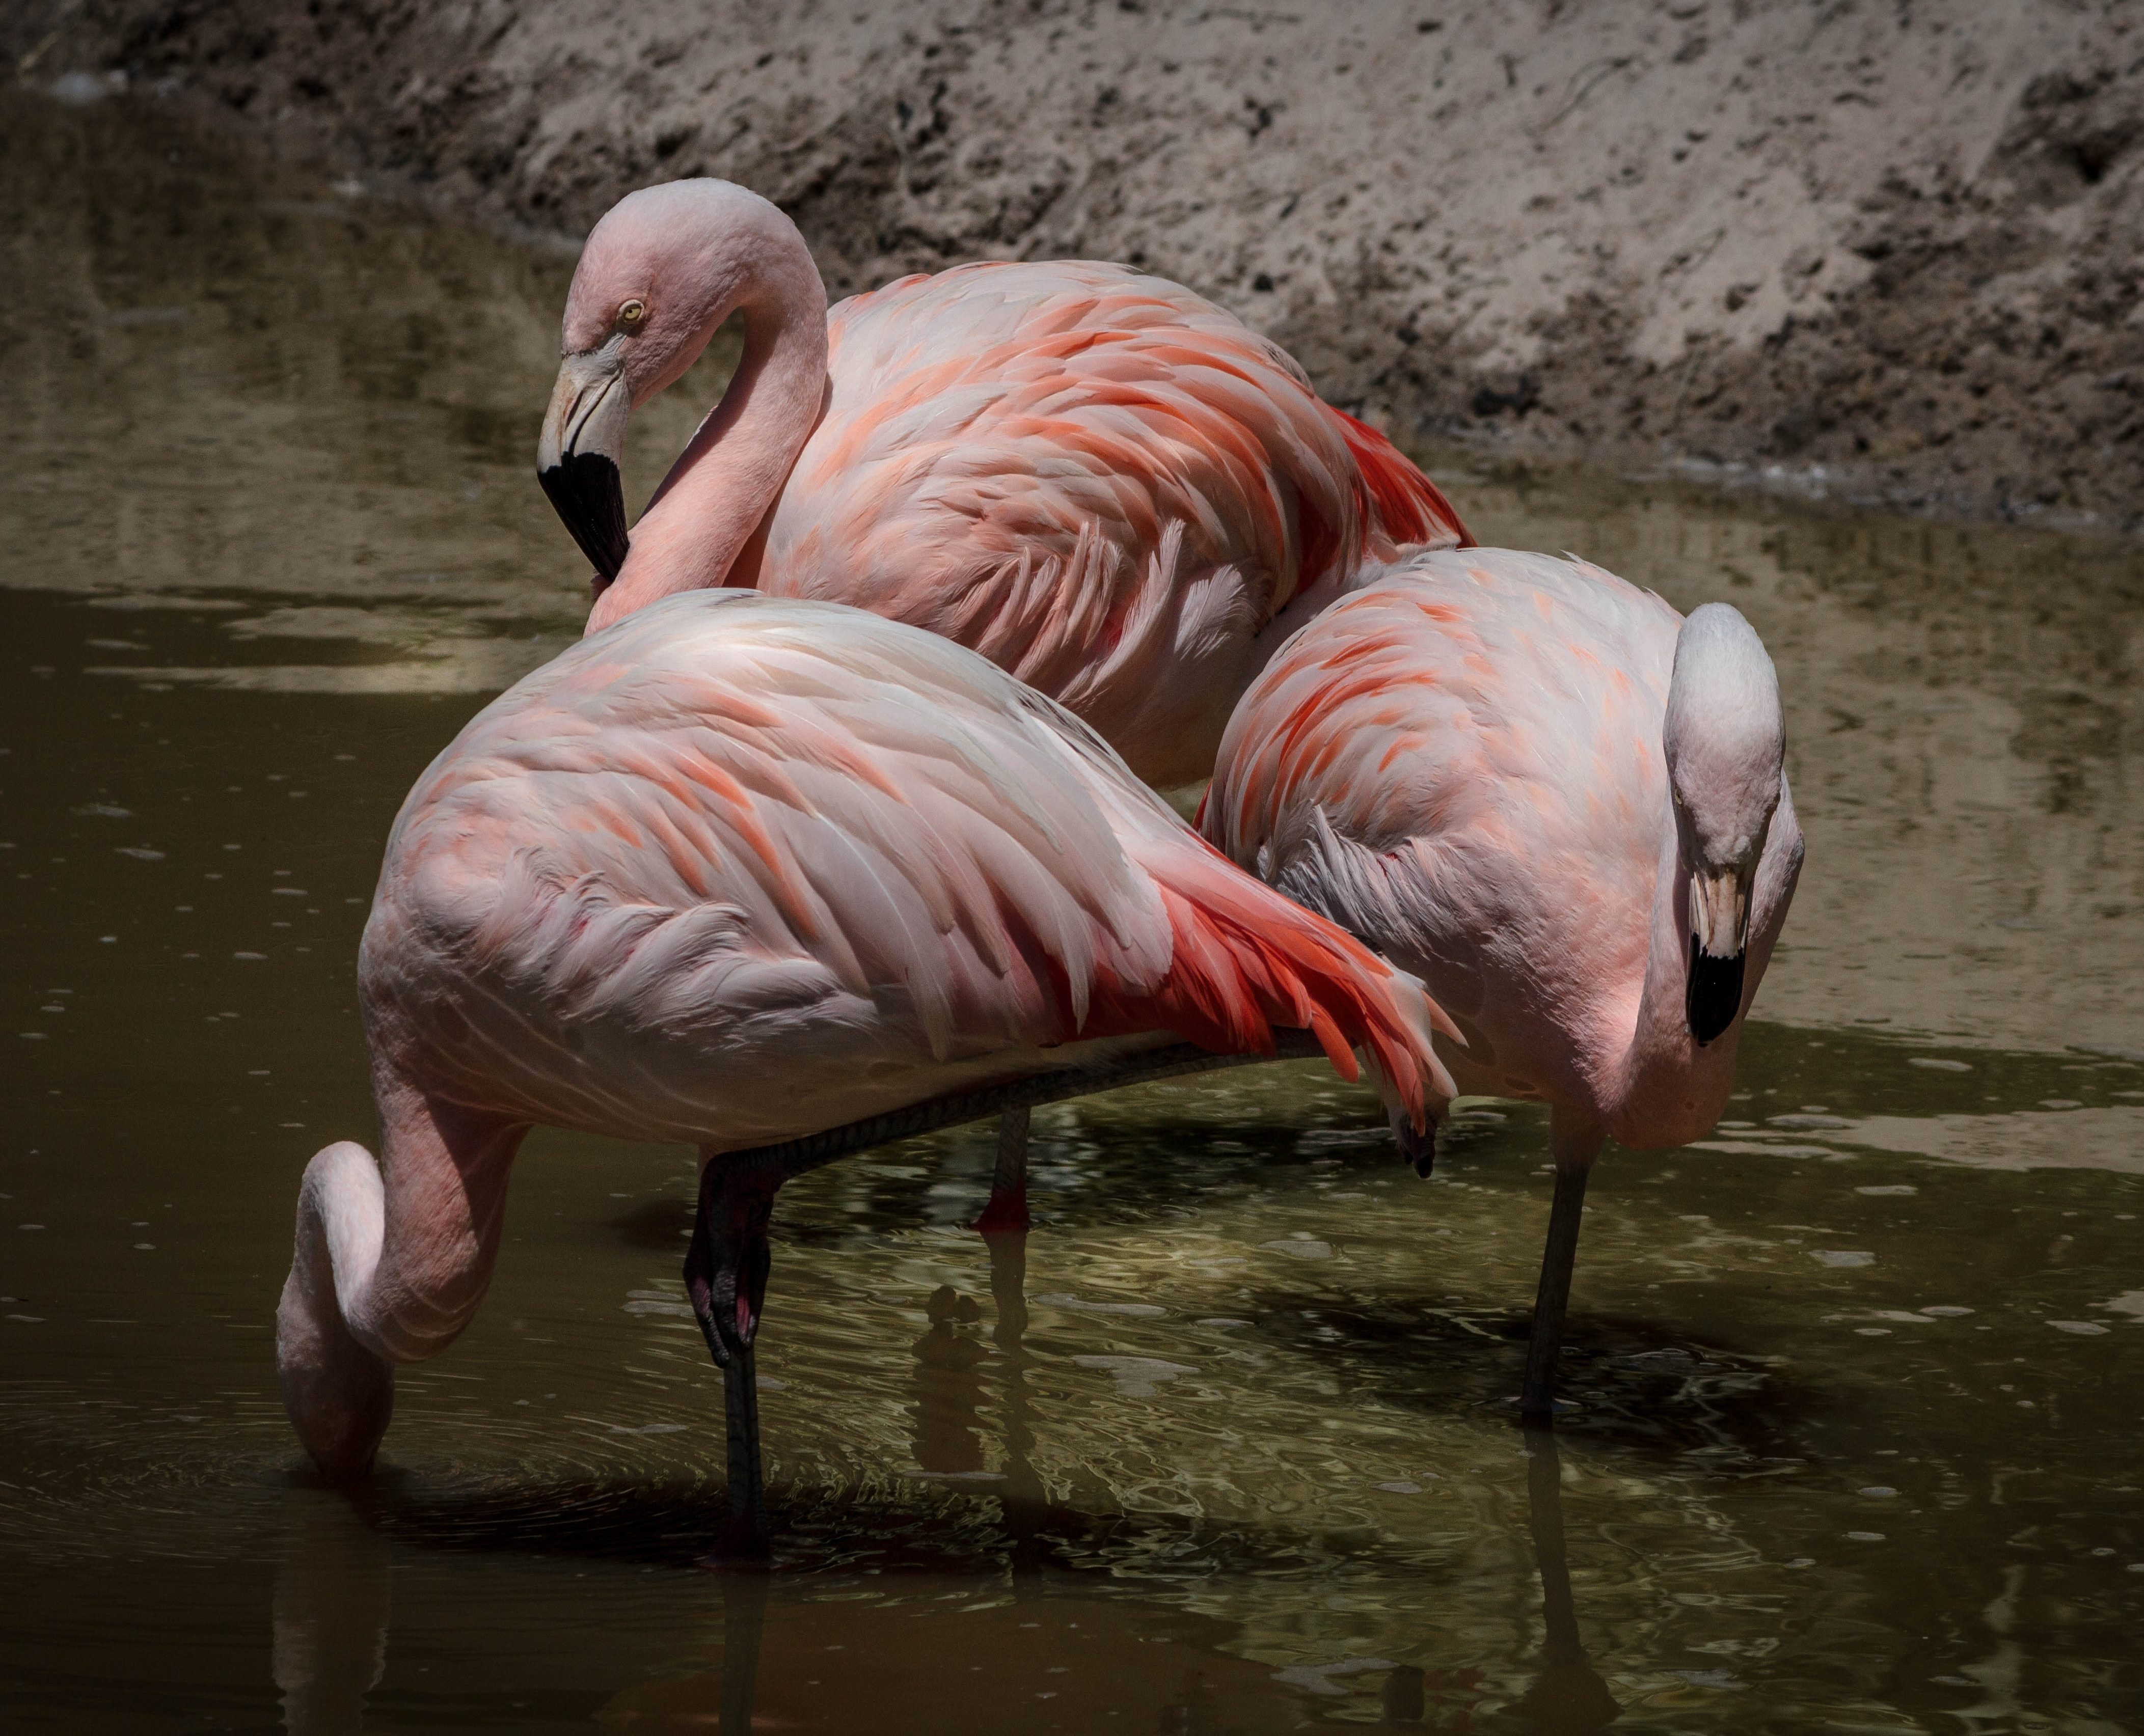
xmin=909 ymin=1285 xmax=989 ymax=1476
xmin=590 ymin=1589 xmax=1317 ymax=1734
xmin=713 ymin=1575 xmax=767 ymax=1736
xmin=269 ymin=1253 xmax=1618 ymax=1735
xmin=6 ymin=82 xmax=2144 ymax=1735
xmin=0 ymin=85 xmax=732 ymax=692
xmin=982 ymin=1230 xmax=1069 ymax=1565
xmin=1516 ymin=1428 xmax=1620 ymax=1734
xmin=273 ymin=1494 xmax=391 ymax=1736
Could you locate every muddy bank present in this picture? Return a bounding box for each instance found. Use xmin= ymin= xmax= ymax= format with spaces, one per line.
xmin=10 ymin=0 xmax=2142 ymax=529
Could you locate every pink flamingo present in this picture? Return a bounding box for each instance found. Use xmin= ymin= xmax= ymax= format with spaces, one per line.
xmin=276 ymin=591 xmax=1456 ymax=1548
xmin=535 ymin=179 xmax=1472 ymax=793
xmin=1201 ymin=548 xmax=1804 ymax=1417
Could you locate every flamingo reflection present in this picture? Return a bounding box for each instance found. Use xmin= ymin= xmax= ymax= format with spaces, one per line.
xmin=1515 ymin=1425 xmax=1621 ymax=1734
xmin=270 ymin=1275 xmax=1620 ymax=1732
xmin=272 ymin=1493 xmax=390 ymax=1736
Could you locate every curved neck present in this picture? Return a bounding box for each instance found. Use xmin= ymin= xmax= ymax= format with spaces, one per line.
xmin=1603 ymin=798 xmax=1742 ymax=1147
xmin=587 ymin=253 xmax=828 ymax=634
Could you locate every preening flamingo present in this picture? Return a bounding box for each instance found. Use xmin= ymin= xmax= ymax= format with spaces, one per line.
xmin=1201 ymin=548 xmax=1804 ymax=1416
xmin=276 ymin=591 xmax=1455 ymax=1548
xmin=535 ymin=179 xmax=1472 ymax=792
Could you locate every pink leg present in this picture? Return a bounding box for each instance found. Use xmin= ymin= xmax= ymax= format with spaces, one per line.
xmin=276 ymin=1067 xmax=525 ymax=1479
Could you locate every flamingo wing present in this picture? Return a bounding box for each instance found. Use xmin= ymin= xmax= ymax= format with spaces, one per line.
xmin=366 ymin=592 xmax=1447 ymax=1149
xmin=1203 ymin=548 xmax=1682 ymax=1056
xmin=759 ymin=262 xmax=1468 ymax=784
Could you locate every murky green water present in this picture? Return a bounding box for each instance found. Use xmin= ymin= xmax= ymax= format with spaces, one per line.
xmin=4 ymin=89 xmax=2143 ymax=1733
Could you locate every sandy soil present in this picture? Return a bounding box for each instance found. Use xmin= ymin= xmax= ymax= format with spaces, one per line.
xmin=9 ymin=1 xmax=2141 ymax=529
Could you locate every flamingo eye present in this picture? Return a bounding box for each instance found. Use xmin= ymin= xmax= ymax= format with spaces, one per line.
xmin=616 ymin=298 xmax=647 ymax=330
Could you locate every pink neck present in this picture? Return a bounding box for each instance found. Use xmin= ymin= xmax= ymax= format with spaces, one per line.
xmin=586 ymin=253 xmax=828 ymax=634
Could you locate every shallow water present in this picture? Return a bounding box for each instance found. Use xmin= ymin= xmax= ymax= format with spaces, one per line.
xmin=4 ymin=89 xmax=2143 ymax=1733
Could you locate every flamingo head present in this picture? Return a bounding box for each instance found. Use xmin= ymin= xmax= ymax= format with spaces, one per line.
xmin=1662 ymin=602 xmax=1785 ymax=1046
xmin=536 ymin=180 xmax=808 ymax=592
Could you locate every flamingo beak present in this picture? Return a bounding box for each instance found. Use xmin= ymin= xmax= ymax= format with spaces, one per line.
xmin=1684 ymin=865 xmax=1751 ymax=1046
xmin=536 ymin=342 xmax=632 ymax=585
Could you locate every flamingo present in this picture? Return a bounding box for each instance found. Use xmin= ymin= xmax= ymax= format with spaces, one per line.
xmin=1200 ymin=548 xmax=1804 ymax=1417
xmin=276 ymin=590 xmax=1456 ymax=1550
xmin=534 ymin=178 xmax=1472 ymax=795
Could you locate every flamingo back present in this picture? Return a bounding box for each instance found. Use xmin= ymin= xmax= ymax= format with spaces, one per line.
xmin=1204 ymin=548 xmax=1687 ymax=1097
xmin=364 ymin=593 xmax=1446 ymax=1150
xmin=758 ymin=261 xmax=1467 ymax=784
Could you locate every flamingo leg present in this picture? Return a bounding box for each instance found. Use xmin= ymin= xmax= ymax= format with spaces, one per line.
xmin=986 ymin=1224 xmax=1029 ymax=1352
xmin=973 ymin=1106 xmax=1033 ymax=1234
xmin=676 ymin=1033 xmax=1349 ymax=1550
xmin=721 ymin=1350 xmax=765 ymax=1556
xmin=685 ymin=1152 xmax=781 ymax=1557
xmin=1521 ymin=1165 xmax=1590 ymax=1419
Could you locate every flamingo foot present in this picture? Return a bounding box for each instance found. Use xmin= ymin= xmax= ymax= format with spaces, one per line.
xmin=685 ymin=1154 xmax=781 ymax=1557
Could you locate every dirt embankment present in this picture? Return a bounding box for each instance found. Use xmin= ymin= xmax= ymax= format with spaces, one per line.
xmin=10 ymin=0 xmax=2142 ymax=529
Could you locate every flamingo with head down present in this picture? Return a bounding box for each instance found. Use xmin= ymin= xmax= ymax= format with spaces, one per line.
xmin=276 ymin=590 xmax=1456 ymax=1552
xmin=1201 ymin=547 xmax=1804 ymax=1418
xmin=535 ymin=179 xmax=1472 ymax=794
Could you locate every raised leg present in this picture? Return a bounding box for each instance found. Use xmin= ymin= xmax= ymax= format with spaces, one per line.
xmin=973 ymin=1106 xmax=1032 ymax=1233
xmin=685 ymin=1151 xmax=782 ymax=1557
xmin=276 ymin=1072 xmax=525 ymax=1479
xmin=1520 ymin=1164 xmax=1591 ymax=1419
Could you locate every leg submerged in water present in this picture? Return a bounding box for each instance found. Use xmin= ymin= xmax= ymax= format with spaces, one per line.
xmin=1521 ymin=1116 xmax=1604 ymax=1420
xmin=685 ymin=1150 xmax=783 ymax=1558
xmin=1521 ymin=1162 xmax=1593 ymax=1420
xmin=974 ymin=1106 xmax=1032 ymax=1233
xmin=671 ymin=1034 xmax=1364 ymax=1549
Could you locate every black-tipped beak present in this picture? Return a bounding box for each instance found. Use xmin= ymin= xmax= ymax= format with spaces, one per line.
xmin=536 ymin=345 xmax=632 ymax=582
xmin=1685 ymin=940 xmax=1746 ymax=1046
xmin=536 ymin=452 xmax=629 ymax=583
xmin=1685 ymin=863 xmax=1752 ymax=1045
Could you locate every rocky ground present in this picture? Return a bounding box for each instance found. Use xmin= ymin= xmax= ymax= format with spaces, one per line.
xmin=10 ymin=0 xmax=2141 ymax=529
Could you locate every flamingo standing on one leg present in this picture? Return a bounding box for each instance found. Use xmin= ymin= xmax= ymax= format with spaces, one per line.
xmin=1200 ymin=548 xmax=1804 ymax=1418
xmin=276 ymin=591 xmax=1455 ymax=1550
xmin=535 ymin=179 xmax=1471 ymax=793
